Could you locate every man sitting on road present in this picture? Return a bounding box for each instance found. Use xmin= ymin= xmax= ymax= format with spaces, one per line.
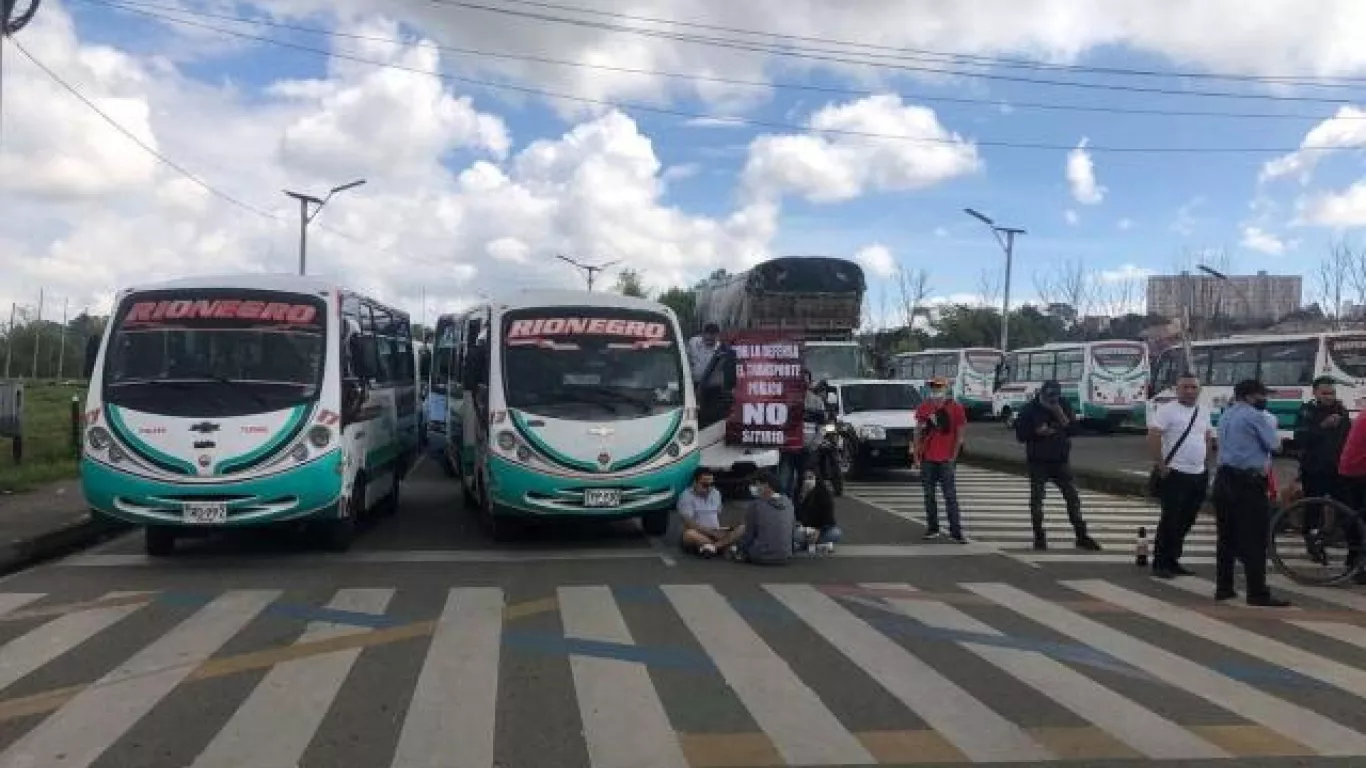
xmin=677 ymin=468 xmax=743 ymax=558
xmin=730 ymin=471 xmax=797 ymax=565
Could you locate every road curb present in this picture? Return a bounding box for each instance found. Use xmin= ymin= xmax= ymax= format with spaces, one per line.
xmin=959 ymin=448 xmax=1150 ymax=498
xmin=0 ymin=514 xmax=130 ymax=578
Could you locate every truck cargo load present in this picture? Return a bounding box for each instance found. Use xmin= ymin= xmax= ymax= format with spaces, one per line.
xmin=695 ymin=257 xmax=865 ymax=336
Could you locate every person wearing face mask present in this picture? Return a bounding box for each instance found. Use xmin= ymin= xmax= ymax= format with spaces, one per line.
xmin=794 ymin=468 xmax=840 ymax=554
xmin=686 ymin=323 xmax=723 ymax=383
xmin=912 ymin=377 xmax=967 ymax=543
xmin=1211 ymin=379 xmax=1290 ymax=606
xmin=1014 ymin=380 xmax=1100 ymax=552
xmin=677 ymin=468 xmax=744 ymax=558
xmin=1294 ymin=376 xmax=1351 ymax=550
xmin=730 ymin=471 xmax=796 ymax=564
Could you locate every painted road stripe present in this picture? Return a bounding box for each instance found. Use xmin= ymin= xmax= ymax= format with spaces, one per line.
xmin=60 ymin=549 xmax=663 ymax=567
xmin=664 ymin=584 xmax=874 ymax=766
xmin=1067 ymin=580 xmax=1366 ymax=702
xmin=0 ymin=594 xmax=45 ymax=618
xmin=766 ymin=583 xmax=1051 ymax=764
xmin=391 ymin=588 xmax=505 ymax=768
xmin=1268 ymin=576 xmax=1366 ymax=612
xmin=0 ymin=590 xmax=279 ymax=768
xmin=560 ymin=586 xmax=689 ymax=768
xmin=190 ymin=589 xmax=394 ymax=768
xmin=967 ymin=582 xmax=1366 ymax=756
xmin=0 ymin=591 xmax=145 ymax=694
xmin=1014 ymin=553 xmax=1218 ymax=564
xmin=872 ymin=583 xmax=1228 ymax=761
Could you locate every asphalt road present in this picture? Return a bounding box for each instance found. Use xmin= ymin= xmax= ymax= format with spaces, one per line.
xmin=963 ymin=421 xmax=1301 ymax=484
xmin=0 ymin=460 xmax=1359 ymax=766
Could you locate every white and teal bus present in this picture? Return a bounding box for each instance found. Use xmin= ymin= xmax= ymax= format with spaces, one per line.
xmin=1147 ymin=331 xmax=1366 ymax=445
xmin=992 ymin=340 xmax=1149 ymax=429
xmin=888 ymin=347 xmax=1003 ymax=417
xmin=435 ymin=291 xmax=699 ymax=539
xmin=80 ymin=275 xmax=419 ymax=555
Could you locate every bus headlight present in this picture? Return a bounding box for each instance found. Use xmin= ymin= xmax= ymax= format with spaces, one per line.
xmin=308 ymin=426 xmax=331 ymax=448
xmin=667 ymin=443 xmax=681 ymax=457
xmin=87 ymin=427 xmax=111 ymax=451
xmin=108 ymin=444 xmax=127 ymax=464
xmin=516 ymin=445 xmax=531 ymax=462
xmin=677 ymin=427 xmax=695 ymax=446
xmin=290 ymin=444 xmax=310 ymax=463
xmin=497 ymin=430 xmax=517 ymax=452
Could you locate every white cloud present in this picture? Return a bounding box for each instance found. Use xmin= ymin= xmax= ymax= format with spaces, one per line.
xmin=1099 ymin=264 xmax=1153 ymax=283
xmin=853 ymin=243 xmax=897 ymax=278
xmin=741 ymin=93 xmax=981 ymax=204
xmin=1117 ymin=217 xmax=1134 ymax=230
xmin=1065 ymin=137 xmax=1106 ymax=205
xmin=1299 ymin=181 xmax=1366 ymax=227
xmin=0 ymin=3 xmax=778 ymax=317
xmin=1260 ymin=106 xmax=1366 ymax=184
xmin=1240 ymin=225 xmax=1288 ymax=254
xmin=1064 ymin=209 xmax=1079 ymax=225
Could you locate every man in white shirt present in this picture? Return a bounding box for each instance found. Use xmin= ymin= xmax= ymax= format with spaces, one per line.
xmin=1147 ymin=372 xmax=1213 ymax=579
xmin=677 ymin=467 xmax=744 ymax=557
xmin=686 ymin=323 xmax=722 ymax=383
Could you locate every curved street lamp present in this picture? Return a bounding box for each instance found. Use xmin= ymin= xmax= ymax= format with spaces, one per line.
xmin=284 ymin=179 xmax=366 ymax=276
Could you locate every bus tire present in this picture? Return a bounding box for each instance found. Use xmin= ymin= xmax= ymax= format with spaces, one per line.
xmin=320 ymin=488 xmax=362 ymax=552
xmin=641 ymin=509 xmax=669 ymax=537
xmin=144 ymin=527 xmax=175 ymax=557
xmin=479 ymin=487 xmax=515 ymax=542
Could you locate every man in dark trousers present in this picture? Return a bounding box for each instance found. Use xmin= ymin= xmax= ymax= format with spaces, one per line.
xmin=1294 ymin=376 xmax=1351 ymax=544
xmin=913 ymin=376 xmax=967 ymax=543
xmin=1014 ymin=380 xmax=1101 ymax=552
xmin=1212 ymin=379 xmax=1290 ymax=606
xmin=1147 ymin=372 xmax=1213 ymax=579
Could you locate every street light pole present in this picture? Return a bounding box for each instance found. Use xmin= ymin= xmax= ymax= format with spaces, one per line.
xmin=964 ymin=208 xmax=1026 ymax=352
xmin=283 ymin=178 xmax=366 ymax=276
xmin=556 ymin=253 xmax=620 ymax=292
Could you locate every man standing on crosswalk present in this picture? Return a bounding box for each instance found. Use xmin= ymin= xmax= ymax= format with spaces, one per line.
xmin=1212 ymin=379 xmax=1290 ymax=607
xmin=1147 ymin=372 xmax=1212 ymax=579
xmin=1014 ymin=380 xmax=1101 ymax=552
xmin=913 ymin=376 xmax=967 ymax=543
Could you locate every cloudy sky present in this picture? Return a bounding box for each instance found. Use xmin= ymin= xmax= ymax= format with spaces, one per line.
xmin=4 ymin=0 xmax=1366 ymax=324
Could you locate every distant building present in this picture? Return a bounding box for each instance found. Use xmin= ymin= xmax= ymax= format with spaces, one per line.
xmin=1146 ymin=270 xmax=1301 ymax=324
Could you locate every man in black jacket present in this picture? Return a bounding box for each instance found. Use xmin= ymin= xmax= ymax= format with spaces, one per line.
xmin=1014 ymin=380 xmax=1101 ymax=552
xmin=1295 ymin=376 xmax=1351 ymax=541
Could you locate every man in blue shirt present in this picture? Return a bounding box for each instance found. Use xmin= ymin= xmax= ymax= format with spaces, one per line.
xmin=1212 ymin=379 xmax=1290 ymax=607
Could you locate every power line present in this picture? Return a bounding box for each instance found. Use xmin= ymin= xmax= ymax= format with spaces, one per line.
xmin=79 ymin=0 xmax=1366 ymax=122
xmin=74 ymin=0 xmax=1363 ymax=154
xmin=9 ymin=36 xmax=280 ymax=218
xmin=10 ymin=36 xmax=411 ymax=266
xmin=479 ymin=0 xmax=1366 ymax=89
xmin=419 ymin=0 xmax=1364 ymax=105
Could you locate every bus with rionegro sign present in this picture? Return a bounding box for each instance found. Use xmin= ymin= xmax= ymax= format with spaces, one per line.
xmin=433 ymin=290 xmax=699 ymax=539
xmin=80 ymin=275 xmax=420 ymax=555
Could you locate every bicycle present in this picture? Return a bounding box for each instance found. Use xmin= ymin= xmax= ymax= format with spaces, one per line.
xmin=1269 ymin=493 xmax=1366 ymax=586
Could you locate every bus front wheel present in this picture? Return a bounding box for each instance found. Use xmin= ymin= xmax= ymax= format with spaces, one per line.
xmin=319 ymin=489 xmax=361 ymax=552
xmin=144 ymin=526 xmax=175 ymax=557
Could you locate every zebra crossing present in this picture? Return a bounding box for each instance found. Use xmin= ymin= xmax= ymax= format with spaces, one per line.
xmin=0 ymin=575 xmax=1358 ymax=765
xmin=848 ymin=466 xmax=1213 ymax=562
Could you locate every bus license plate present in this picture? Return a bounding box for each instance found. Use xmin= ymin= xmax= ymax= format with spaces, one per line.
xmin=182 ymin=502 xmax=228 ymax=524
xmin=584 ymin=489 xmax=622 ymax=508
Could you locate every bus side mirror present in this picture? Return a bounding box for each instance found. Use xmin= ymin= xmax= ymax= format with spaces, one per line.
xmin=342 ymin=377 xmax=367 ymax=422
xmin=83 ymin=336 xmax=100 ymax=380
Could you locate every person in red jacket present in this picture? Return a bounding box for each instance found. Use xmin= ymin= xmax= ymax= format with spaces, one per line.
xmin=912 ymin=377 xmax=968 ymax=542
xmin=1336 ymin=411 xmax=1366 ymax=584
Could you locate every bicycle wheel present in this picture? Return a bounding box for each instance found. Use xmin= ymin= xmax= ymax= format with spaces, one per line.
xmin=1270 ymin=495 xmax=1366 ymax=586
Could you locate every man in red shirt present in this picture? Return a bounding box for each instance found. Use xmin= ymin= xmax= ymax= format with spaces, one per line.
xmin=912 ymin=377 xmax=968 ymax=543
xmin=1335 ymin=410 xmax=1366 ymax=584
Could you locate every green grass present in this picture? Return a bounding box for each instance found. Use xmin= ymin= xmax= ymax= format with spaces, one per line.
xmin=0 ymin=381 xmax=86 ymax=493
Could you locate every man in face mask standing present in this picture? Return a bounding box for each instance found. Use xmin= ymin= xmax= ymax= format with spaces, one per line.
xmin=913 ymin=377 xmax=967 ymax=543
xmin=1014 ymin=380 xmax=1100 ymax=551
xmin=1212 ymin=379 xmax=1290 ymax=606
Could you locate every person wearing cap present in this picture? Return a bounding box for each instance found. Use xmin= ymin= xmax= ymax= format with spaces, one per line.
xmin=687 ymin=323 xmax=723 ymax=382
xmin=912 ymin=377 xmax=968 ymax=543
xmin=1014 ymin=380 xmax=1101 ymax=551
xmin=1331 ymin=392 xmax=1366 ymax=584
xmin=1212 ymin=379 xmax=1290 ymax=606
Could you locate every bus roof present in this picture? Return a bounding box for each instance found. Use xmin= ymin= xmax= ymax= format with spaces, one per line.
xmin=1157 ymin=330 xmax=1366 ymax=353
xmin=1008 ymin=340 xmax=1144 ymax=353
xmin=488 ymin=289 xmax=675 ymax=314
xmin=892 ymin=347 xmax=1002 ymax=359
xmin=118 ymin=273 xmax=340 ymax=296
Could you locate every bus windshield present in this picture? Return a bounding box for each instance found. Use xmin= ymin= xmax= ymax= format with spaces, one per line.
xmin=965 ymin=350 xmax=1003 ymax=375
xmin=103 ymin=289 xmax=327 ymax=418
xmin=1091 ymin=343 xmax=1144 ymax=374
xmin=501 ymin=308 xmax=684 ymax=421
xmin=806 ymin=344 xmax=864 ymax=381
xmin=431 ymin=319 xmax=456 ymax=395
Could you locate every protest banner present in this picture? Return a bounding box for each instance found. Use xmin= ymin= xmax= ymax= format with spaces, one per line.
xmin=723 ymin=331 xmax=805 ymax=450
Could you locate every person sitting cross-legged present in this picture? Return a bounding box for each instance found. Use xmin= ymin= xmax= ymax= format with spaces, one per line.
xmin=677 ymin=468 xmax=743 ymax=558
xmin=794 ymin=468 xmax=841 ymax=554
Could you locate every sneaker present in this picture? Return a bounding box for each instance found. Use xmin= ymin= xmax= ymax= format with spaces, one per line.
xmin=1151 ymin=567 xmax=1175 ymax=580
xmin=923 ymin=530 xmax=942 ymax=541
xmin=699 ymin=543 xmax=717 ymax=558
xmin=1032 ymin=536 xmax=1048 ymax=551
xmin=949 ymin=533 xmax=967 ymax=544
xmin=1171 ymin=564 xmax=1196 ymax=577
xmin=1075 ymin=536 xmax=1102 ymax=551
xmin=1247 ymin=594 xmax=1291 ymax=608
xmin=815 ymin=542 xmax=835 ymax=555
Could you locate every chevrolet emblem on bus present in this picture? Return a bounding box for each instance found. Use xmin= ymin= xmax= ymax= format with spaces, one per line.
xmin=189 ymin=421 xmax=221 ymax=434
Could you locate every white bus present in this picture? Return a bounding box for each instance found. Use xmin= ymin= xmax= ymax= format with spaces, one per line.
xmin=993 ymin=340 xmax=1149 ymax=429
xmin=1147 ymin=331 xmax=1366 ymax=444
xmin=888 ymin=347 xmax=1003 ymax=417
xmin=433 ymin=291 xmax=699 ymax=539
xmin=80 ymin=275 xmax=419 ymax=555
